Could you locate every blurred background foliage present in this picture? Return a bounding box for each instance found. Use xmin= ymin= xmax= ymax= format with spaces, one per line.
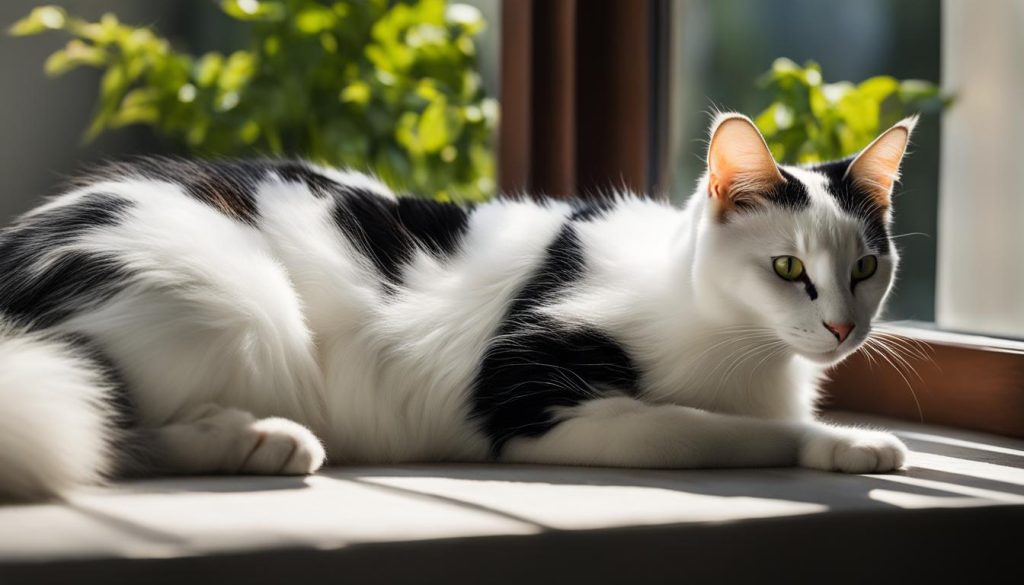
xmin=755 ymin=57 xmax=945 ymax=163
xmin=10 ymin=0 xmax=497 ymax=201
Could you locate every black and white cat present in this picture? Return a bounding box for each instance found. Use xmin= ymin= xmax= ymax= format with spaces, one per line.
xmin=0 ymin=113 xmax=915 ymax=501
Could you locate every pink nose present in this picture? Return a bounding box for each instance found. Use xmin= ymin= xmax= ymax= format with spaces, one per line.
xmin=824 ymin=322 xmax=855 ymax=344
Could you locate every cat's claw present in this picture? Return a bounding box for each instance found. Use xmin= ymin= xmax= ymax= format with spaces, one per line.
xmin=238 ymin=417 xmax=326 ymax=475
xmin=799 ymin=428 xmax=907 ymax=473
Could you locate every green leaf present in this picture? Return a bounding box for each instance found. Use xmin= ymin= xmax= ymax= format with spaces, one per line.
xmin=898 ymin=79 xmax=941 ymax=102
xmin=72 ymin=19 xmax=120 ymax=45
xmin=405 ymin=24 xmax=446 ymax=49
xmin=99 ymin=63 xmax=128 ymax=100
xmin=262 ymin=35 xmax=281 ymax=57
xmin=195 ymin=53 xmax=224 ymax=87
xmin=294 ymin=6 xmax=337 ymax=34
xmin=417 ymin=100 xmax=449 ymax=153
xmin=445 ymin=3 xmax=485 ymax=36
xmin=110 ymin=87 xmax=161 ymax=127
xmin=771 ymin=57 xmax=800 ymax=77
xmin=320 ymin=32 xmax=338 ymax=53
xmin=857 ymin=76 xmax=899 ymax=102
xmin=218 ymin=51 xmax=255 ymax=91
xmin=9 ymin=6 xmax=66 ymax=36
xmin=754 ymin=103 xmax=780 ymax=136
xmin=340 ymin=81 xmax=371 ymax=105
xmin=44 ymin=40 xmax=107 ymax=76
xmin=220 ymin=0 xmax=286 ymax=22
xmin=395 ymin=110 xmax=421 ymax=154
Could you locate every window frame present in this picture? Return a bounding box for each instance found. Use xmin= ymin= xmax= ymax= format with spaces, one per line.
xmin=825 ymin=324 xmax=1024 ymax=438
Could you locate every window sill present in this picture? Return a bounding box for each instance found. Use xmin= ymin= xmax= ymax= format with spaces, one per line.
xmin=823 ymin=321 xmax=1024 ymax=438
xmin=0 ymin=411 xmax=1020 ymax=582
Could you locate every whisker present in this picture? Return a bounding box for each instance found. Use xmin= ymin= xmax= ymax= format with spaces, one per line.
xmin=889 ymin=232 xmax=932 ymax=240
xmin=863 ymin=337 xmax=924 ymax=422
xmin=872 ymin=329 xmax=934 ymax=362
xmin=871 ymin=336 xmax=925 ymax=383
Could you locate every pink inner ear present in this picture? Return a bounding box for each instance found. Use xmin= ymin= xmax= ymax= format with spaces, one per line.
xmin=847 ymin=127 xmax=911 ymax=206
xmin=707 ymin=117 xmax=784 ymax=205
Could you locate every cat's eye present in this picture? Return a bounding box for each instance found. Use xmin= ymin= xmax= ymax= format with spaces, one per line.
xmin=852 ymin=255 xmax=878 ymax=281
xmin=772 ymin=256 xmax=805 ymax=281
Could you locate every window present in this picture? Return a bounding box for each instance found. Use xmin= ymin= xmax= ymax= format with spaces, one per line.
xmin=667 ymin=0 xmax=942 ymax=323
xmin=937 ymin=0 xmax=1024 ymax=339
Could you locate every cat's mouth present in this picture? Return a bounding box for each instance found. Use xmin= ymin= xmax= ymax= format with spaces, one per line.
xmin=780 ymin=327 xmax=866 ymax=364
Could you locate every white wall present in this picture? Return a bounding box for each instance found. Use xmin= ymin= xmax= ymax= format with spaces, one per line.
xmin=938 ymin=0 xmax=1024 ymax=337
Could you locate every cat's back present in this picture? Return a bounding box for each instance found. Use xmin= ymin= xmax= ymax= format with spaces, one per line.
xmin=1 ymin=156 xmax=410 ymax=274
xmin=0 ymin=158 xmax=400 ymax=331
xmin=2 ymin=159 xmax=684 ymax=324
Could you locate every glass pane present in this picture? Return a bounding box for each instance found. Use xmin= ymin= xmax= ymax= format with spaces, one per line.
xmin=670 ymin=0 xmax=941 ymax=322
xmin=937 ymin=0 xmax=1024 ymax=338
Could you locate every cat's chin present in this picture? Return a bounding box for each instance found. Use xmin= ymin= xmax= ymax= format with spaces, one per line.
xmin=794 ymin=347 xmax=854 ymax=365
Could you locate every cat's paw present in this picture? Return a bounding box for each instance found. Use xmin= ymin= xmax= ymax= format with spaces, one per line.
xmin=238 ymin=417 xmax=326 ymax=475
xmin=799 ymin=428 xmax=907 ymax=474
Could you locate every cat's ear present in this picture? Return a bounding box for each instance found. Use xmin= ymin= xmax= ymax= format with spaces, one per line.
xmin=706 ymin=114 xmax=785 ymax=218
xmin=844 ymin=116 xmax=917 ymax=210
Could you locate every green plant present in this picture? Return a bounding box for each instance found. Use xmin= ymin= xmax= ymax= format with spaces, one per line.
xmin=10 ymin=0 xmax=497 ymax=201
xmin=754 ymin=58 xmax=946 ymax=164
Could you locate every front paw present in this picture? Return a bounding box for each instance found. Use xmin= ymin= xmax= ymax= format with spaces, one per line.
xmin=799 ymin=428 xmax=907 ymax=473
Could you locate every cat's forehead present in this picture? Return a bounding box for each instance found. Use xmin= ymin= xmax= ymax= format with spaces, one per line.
xmin=776 ymin=163 xmax=890 ymax=255
xmin=749 ymin=205 xmax=864 ymax=256
xmin=780 ymin=166 xmax=838 ymax=209
xmin=727 ymin=165 xmax=874 ymax=257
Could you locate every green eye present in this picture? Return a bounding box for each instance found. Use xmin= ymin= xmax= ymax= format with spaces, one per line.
xmin=852 ymin=255 xmax=878 ymax=281
xmin=773 ymin=256 xmax=805 ymax=281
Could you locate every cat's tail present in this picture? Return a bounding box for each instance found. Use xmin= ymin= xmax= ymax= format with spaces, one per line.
xmin=0 ymin=321 xmax=121 ymax=502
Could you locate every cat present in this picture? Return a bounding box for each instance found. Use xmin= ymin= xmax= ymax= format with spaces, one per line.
xmin=0 ymin=113 xmax=915 ymax=501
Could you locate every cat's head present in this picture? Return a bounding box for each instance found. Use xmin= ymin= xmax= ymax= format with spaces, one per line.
xmin=692 ymin=113 xmax=915 ymax=365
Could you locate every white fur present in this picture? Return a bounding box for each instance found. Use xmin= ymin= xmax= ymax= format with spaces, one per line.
xmin=61 ymin=180 xmax=328 ymax=431
xmin=0 ymin=324 xmax=116 ymax=500
xmin=0 ymin=115 xmax=916 ymax=500
xmin=150 ymin=404 xmax=325 ymax=475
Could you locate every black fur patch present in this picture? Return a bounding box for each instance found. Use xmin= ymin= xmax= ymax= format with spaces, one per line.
xmin=811 ymin=158 xmax=892 ymax=255
xmin=800 ymin=275 xmax=819 ymax=301
xmin=84 ymin=157 xmax=343 ymax=225
xmin=569 ymin=199 xmax=619 ymax=222
xmin=55 ymin=332 xmax=152 ymax=476
xmin=396 ymin=198 xmax=474 ymax=258
xmin=768 ymin=169 xmax=812 ymax=209
xmin=56 ymin=333 xmax=136 ymax=430
xmin=332 ymin=189 xmax=471 ymax=288
xmin=0 ymin=193 xmax=135 ymax=329
xmin=471 ymin=225 xmax=641 ymax=456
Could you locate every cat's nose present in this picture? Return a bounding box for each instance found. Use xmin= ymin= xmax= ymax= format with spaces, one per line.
xmin=823 ymin=321 xmax=855 ymax=344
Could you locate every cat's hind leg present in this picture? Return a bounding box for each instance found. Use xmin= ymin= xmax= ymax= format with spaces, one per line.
xmin=150 ymin=403 xmax=326 ymax=476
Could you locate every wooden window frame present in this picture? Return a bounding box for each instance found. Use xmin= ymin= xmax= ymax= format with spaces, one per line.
xmin=498 ymin=0 xmax=671 ymax=198
xmin=825 ymin=325 xmax=1024 ymax=438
